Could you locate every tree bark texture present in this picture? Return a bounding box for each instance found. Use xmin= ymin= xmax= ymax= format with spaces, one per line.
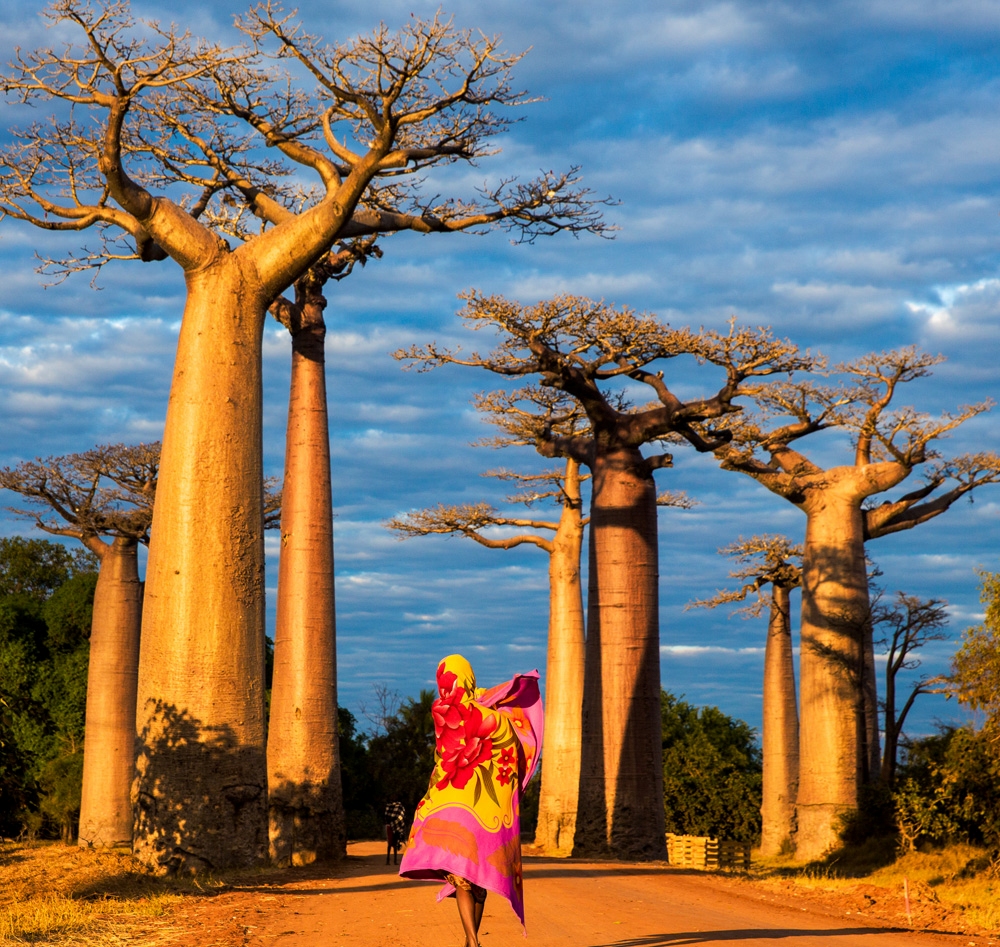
xmin=759 ymin=583 xmax=800 ymax=857
xmin=134 ymin=262 xmax=269 ymax=873
xmin=795 ymin=488 xmax=868 ymax=860
xmin=574 ymin=448 xmax=666 ymax=859
xmin=267 ymin=321 xmax=344 ymax=866
xmin=78 ymin=538 xmax=143 ymax=849
xmin=534 ymin=459 xmax=586 ymax=856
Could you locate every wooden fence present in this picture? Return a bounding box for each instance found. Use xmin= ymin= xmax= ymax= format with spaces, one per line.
xmin=665 ymin=833 xmax=751 ymax=870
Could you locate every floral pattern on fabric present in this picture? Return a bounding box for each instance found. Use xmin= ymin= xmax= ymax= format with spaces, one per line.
xmin=398 ymin=654 xmax=544 ymax=931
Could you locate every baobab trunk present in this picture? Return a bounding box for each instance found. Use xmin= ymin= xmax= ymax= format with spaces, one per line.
xmin=134 ymin=262 xmax=269 ymax=873
xmin=267 ymin=312 xmax=344 ymax=866
xmin=795 ymin=490 xmax=868 ymax=860
xmin=534 ymin=458 xmax=586 ymax=856
xmin=78 ymin=537 xmax=143 ymax=849
xmin=574 ymin=447 xmax=665 ymax=859
xmin=759 ymin=583 xmax=799 ymax=857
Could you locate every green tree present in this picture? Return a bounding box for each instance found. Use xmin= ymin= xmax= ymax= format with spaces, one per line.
xmin=949 ymin=570 xmax=1000 ymax=732
xmin=891 ymin=570 xmax=1000 ymax=860
xmin=0 ymin=537 xmax=77 ymax=599
xmin=0 ymin=538 xmax=96 ymax=839
xmin=366 ymin=691 xmax=438 ymax=821
xmin=895 ymin=727 xmax=1000 ymax=852
xmin=337 ymin=706 xmax=378 ymax=840
xmin=661 ymin=691 xmax=763 ymax=843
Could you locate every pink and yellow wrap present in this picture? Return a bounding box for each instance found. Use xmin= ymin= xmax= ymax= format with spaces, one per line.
xmin=398 ymin=654 xmax=543 ymax=930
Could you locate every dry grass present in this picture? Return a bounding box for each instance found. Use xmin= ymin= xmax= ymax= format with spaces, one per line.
xmin=0 ymin=841 xmax=230 ymax=946
xmin=749 ymin=842 xmax=1000 ymax=940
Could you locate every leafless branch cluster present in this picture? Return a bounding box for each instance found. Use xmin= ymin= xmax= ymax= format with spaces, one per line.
xmin=703 ymin=347 xmax=999 ymax=514
xmin=0 ymin=441 xmax=161 ymax=549
xmin=0 ymin=443 xmax=282 ymax=545
xmin=688 ymin=534 xmax=802 ymax=617
xmin=387 ymin=501 xmax=558 ymax=552
xmin=397 ymin=295 xmax=814 ymax=468
xmin=873 ymin=591 xmax=949 ymax=675
xmin=1 ymin=1 xmax=613 ymax=283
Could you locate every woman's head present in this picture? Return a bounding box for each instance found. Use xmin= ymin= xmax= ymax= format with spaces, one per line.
xmin=437 ymin=653 xmax=476 ymax=698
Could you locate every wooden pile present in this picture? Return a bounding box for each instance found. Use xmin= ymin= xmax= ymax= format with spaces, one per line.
xmin=665 ymin=833 xmax=751 ymax=870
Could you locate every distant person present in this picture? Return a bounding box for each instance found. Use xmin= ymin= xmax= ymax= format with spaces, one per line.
xmin=398 ymin=654 xmax=543 ymax=945
xmin=384 ymin=800 xmax=407 ymax=865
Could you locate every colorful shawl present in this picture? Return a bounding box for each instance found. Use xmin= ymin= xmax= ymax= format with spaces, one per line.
xmin=398 ymin=654 xmax=543 ymax=930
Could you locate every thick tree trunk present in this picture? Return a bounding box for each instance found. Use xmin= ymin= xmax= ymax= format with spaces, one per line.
xmin=759 ymin=583 xmax=799 ymax=857
xmin=534 ymin=458 xmax=586 ymax=856
xmin=78 ymin=538 xmax=142 ymax=849
xmin=795 ymin=491 xmax=868 ymax=860
xmin=267 ymin=319 xmax=344 ymax=866
xmin=574 ymin=447 xmax=665 ymax=859
xmin=134 ymin=263 xmax=269 ymax=873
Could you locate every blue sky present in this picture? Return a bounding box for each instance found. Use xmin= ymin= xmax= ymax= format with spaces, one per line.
xmin=1 ymin=0 xmax=998 ymax=741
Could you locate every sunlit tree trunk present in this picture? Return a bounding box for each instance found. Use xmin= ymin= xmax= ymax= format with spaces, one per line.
xmin=795 ymin=490 xmax=868 ymax=860
xmin=134 ymin=264 xmax=269 ymax=873
xmin=267 ymin=305 xmax=343 ymax=866
xmin=760 ymin=582 xmax=800 ymax=857
xmin=78 ymin=537 xmax=143 ymax=849
xmin=574 ymin=447 xmax=665 ymax=859
xmin=534 ymin=459 xmax=586 ymax=856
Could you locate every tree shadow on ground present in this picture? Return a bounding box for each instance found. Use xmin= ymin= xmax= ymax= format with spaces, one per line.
xmin=0 ymin=846 xmax=28 ymax=869
xmin=587 ymin=928 xmax=933 ymax=946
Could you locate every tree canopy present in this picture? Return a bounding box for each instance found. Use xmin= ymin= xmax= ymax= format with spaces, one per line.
xmin=661 ymin=690 xmax=762 ymax=843
xmin=0 ymin=537 xmax=96 ymax=839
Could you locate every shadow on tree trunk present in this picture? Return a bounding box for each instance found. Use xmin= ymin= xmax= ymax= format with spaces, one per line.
xmin=268 ymin=780 xmax=346 ymax=867
xmin=573 ymin=610 xmax=607 ymax=857
xmin=133 ymin=701 xmax=267 ymax=875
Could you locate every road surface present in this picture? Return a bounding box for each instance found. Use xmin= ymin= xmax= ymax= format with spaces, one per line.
xmin=219 ymin=842 xmax=970 ymax=947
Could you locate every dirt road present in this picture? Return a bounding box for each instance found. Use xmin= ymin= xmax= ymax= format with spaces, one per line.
xmin=175 ymin=842 xmax=973 ymax=947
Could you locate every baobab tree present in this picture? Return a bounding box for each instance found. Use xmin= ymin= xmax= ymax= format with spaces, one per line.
xmin=872 ymin=591 xmax=948 ymax=787
xmin=264 ymin=241 xmax=379 ymax=867
xmin=689 ymin=535 xmax=802 ymax=857
xmin=708 ymin=348 xmax=1000 ymax=858
xmin=0 ymin=444 xmax=154 ymax=850
xmin=397 ymin=296 xmax=812 ymax=857
xmin=0 ymin=3 xmax=608 ymax=871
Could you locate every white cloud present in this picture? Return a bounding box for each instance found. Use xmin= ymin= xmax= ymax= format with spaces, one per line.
xmin=661 ymin=645 xmax=765 ymax=656
xmin=906 ymin=278 xmax=1000 ymax=338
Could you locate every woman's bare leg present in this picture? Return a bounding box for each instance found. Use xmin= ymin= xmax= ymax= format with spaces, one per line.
xmin=454 ymin=885 xmax=479 ymax=947
xmin=473 ymin=895 xmax=486 ymax=937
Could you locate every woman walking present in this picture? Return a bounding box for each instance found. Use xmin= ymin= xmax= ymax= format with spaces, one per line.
xmin=399 ymin=654 xmax=543 ymax=942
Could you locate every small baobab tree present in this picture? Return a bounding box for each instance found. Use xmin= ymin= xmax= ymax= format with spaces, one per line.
xmin=708 ymin=347 xmax=1000 ymax=858
xmin=872 ymin=591 xmax=949 ymax=787
xmin=689 ymin=535 xmax=802 ymax=857
xmin=0 ymin=444 xmax=155 ymax=849
xmin=397 ymin=296 xmax=811 ymax=858
xmin=0 ymin=2 xmax=608 ymax=870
